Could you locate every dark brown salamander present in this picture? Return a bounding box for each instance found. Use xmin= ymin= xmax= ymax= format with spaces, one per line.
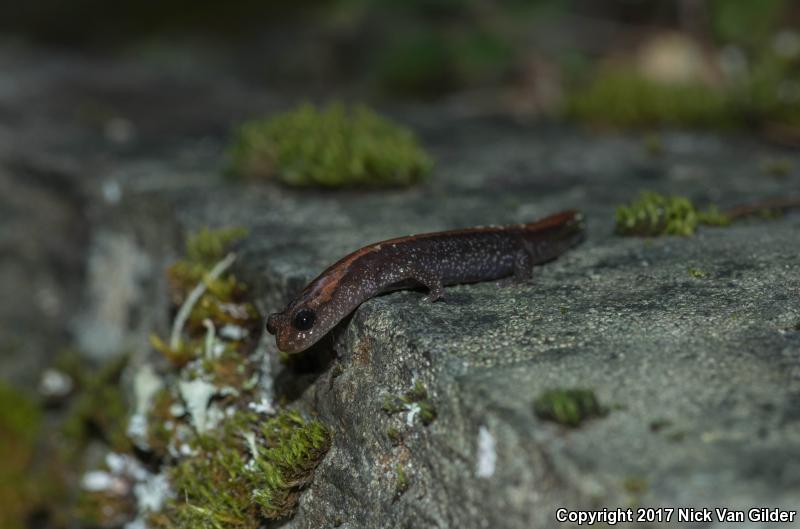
xmin=266 ymin=210 xmax=585 ymax=353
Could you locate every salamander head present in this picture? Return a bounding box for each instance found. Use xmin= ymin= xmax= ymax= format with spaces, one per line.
xmin=265 ymin=295 xmax=341 ymax=354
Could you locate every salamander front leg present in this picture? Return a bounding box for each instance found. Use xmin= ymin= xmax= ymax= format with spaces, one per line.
xmin=411 ymin=269 xmax=445 ymax=303
xmin=513 ymin=248 xmax=534 ymax=281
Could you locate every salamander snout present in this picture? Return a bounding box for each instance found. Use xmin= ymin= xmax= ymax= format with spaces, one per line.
xmin=265 ymin=313 xmax=280 ymax=335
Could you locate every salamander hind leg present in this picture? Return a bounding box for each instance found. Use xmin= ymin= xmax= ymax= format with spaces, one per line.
xmin=410 ymin=268 xmax=444 ymax=303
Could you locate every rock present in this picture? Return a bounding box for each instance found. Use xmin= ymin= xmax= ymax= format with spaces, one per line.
xmin=180 ymin=125 xmax=800 ymax=528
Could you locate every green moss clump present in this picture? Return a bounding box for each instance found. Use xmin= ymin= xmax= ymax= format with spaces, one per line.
xmin=533 ymin=388 xmax=607 ymax=427
xmin=615 ymin=191 xmax=731 ymax=237
xmin=61 ymin=354 xmax=132 ymax=454
xmin=687 ymin=267 xmax=708 ymax=279
xmin=156 ymin=410 xmax=331 ymax=527
xmin=166 ymin=226 xmax=250 ymax=306
xmin=394 ymin=464 xmax=409 ymax=498
xmin=146 ymin=388 xmax=180 ymax=459
xmin=382 ymin=380 xmax=437 ymax=426
xmin=158 ymin=226 xmax=259 ymax=366
xmin=229 ymin=102 xmax=433 ymax=188
xmin=386 ymin=427 xmax=402 ymax=446
xmin=566 ymin=69 xmax=734 ymax=128
xmin=0 ymin=383 xmax=42 ymax=529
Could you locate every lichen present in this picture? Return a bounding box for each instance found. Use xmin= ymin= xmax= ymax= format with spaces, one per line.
xmin=615 ymin=191 xmax=731 ymax=237
xmin=382 ymin=380 xmax=437 ymax=426
xmin=533 ymin=388 xmax=607 ymax=427
xmin=228 ymin=102 xmax=433 ymax=188
xmin=153 ymin=410 xmax=331 ymax=527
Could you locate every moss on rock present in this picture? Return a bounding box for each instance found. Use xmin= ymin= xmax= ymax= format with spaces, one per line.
xmin=229 ymin=102 xmax=433 ymax=188
xmin=0 ymin=383 xmax=42 ymax=529
xmin=154 ymin=410 xmax=331 ymax=527
xmin=533 ymin=388 xmax=607 ymax=427
xmin=615 ymin=191 xmax=730 ymax=237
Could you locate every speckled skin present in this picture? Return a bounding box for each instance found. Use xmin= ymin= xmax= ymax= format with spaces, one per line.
xmin=266 ymin=210 xmax=585 ymax=353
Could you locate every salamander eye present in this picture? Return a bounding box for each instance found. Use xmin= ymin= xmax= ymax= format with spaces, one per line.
xmin=292 ymin=309 xmax=316 ymax=331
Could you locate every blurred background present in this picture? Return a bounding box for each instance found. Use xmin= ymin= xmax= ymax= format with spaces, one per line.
xmin=2 ymin=0 xmax=800 ymax=133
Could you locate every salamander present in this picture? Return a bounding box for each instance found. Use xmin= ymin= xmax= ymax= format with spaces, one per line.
xmin=266 ymin=210 xmax=585 ymax=353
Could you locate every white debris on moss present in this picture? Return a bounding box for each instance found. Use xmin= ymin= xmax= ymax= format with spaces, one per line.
xmin=124 ymin=518 xmax=147 ymax=529
xmin=169 ymin=402 xmax=186 ymax=417
xmin=178 ymin=378 xmax=218 ymax=434
xmin=475 ymin=425 xmax=497 ymax=478
xmin=247 ymin=397 xmax=275 ymax=415
xmin=84 ymin=452 xmax=172 ymax=529
xmin=39 ymin=368 xmax=74 ymax=398
xmin=133 ymin=472 xmax=171 ymax=512
xmin=243 ymin=430 xmax=259 ymax=460
xmin=170 ymin=253 xmax=236 ymax=350
xmin=220 ymin=324 xmax=249 ymax=341
xmin=127 ymin=364 xmax=164 ymax=448
xmin=82 ymin=471 xmax=125 ymax=494
xmin=81 ymin=453 xmax=149 ymax=498
xmin=405 ymin=403 xmax=421 ymax=426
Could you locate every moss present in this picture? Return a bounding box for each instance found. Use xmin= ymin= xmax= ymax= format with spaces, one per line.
xmin=201 ymin=345 xmax=256 ymax=390
xmin=382 ymin=380 xmax=437 ymax=426
xmin=687 ymin=267 xmax=708 ymax=279
xmin=61 ymin=354 xmax=132 ymax=454
xmin=533 ymin=388 xmax=607 ymax=427
xmin=229 ymin=102 xmax=433 ymax=188
xmin=615 ymin=191 xmax=731 ymax=237
xmin=77 ymin=488 xmax=137 ymax=528
xmin=566 ymin=68 xmax=734 ymax=129
xmin=394 ymin=464 xmax=409 ymax=498
xmin=566 ymin=41 xmax=800 ymax=131
xmin=156 ymin=410 xmax=331 ymax=526
xmin=386 ymin=427 xmax=402 ymax=446
xmin=147 ymin=388 xmax=180 ymax=459
xmin=710 ymin=0 xmax=788 ymax=48
xmin=382 ymin=396 xmax=406 ymax=415
xmin=159 ymin=226 xmax=259 ymax=366
xmin=150 ymin=334 xmax=199 ymax=367
xmin=166 ymin=226 xmax=248 ymax=300
xmin=0 ymin=383 xmax=42 ymax=529
xmin=623 ymin=476 xmax=648 ymax=495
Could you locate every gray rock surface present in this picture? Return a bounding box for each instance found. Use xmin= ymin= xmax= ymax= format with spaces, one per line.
xmin=195 ymin=131 xmax=800 ymax=529
xmin=2 ymin=44 xmax=799 ymax=528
